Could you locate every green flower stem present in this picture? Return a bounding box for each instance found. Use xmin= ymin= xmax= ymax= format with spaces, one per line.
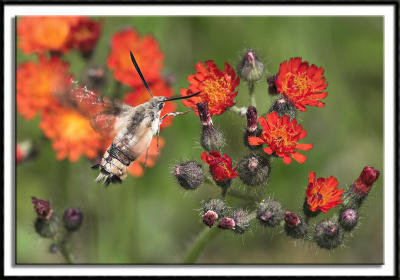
xmin=248 ymin=82 xmax=256 ymax=107
xmin=182 ymin=226 xmax=220 ymax=264
xmin=59 ymin=243 xmax=75 ymax=264
xmin=227 ymin=189 xmax=258 ymax=201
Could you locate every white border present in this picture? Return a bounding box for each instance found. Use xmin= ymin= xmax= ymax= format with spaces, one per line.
xmin=4 ymin=4 xmax=396 ymax=277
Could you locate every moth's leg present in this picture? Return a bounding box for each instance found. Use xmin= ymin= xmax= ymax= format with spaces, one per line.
xmin=160 ymin=110 xmax=192 ymax=122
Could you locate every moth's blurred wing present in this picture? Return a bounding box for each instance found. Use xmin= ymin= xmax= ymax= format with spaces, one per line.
xmin=54 ymin=80 xmax=134 ymax=139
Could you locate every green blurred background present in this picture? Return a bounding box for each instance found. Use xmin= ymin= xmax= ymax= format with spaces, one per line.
xmin=16 ymin=16 xmax=383 ymax=264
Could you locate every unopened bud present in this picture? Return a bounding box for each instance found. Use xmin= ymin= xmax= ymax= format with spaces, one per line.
xmin=267 ymin=74 xmax=278 ymax=95
xmin=202 ymin=198 xmax=228 ymax=217
xmin=197 ymin=102 xmax=225 ymax=151
xmin=32 ymin=197 xmax=53 ymax=220
xmin=34 ymin=215 xmax=59 ymax=238
xmin=314 ymin=220 xmax=343 ymax=249
xmin=218 ymin=217 xmax=235 ymax=230
xmin=284 ymin=212 xmax=308 ymax=239
xmin=351 ymin=166 xmax=381 ymax=200
xmin=256 ymin=199 xmax=284 ymax=227
xmin=268 ymin=97 xmax=297 ymax=120
xmin=202 ymin=198 xmax=228 ymax=227
xmin=339 ymin=208 xmax=359 ymax=231
xmin=202 ymin=210 xmax=218 ymax=228
xmin=173 ymin=161 xmax=204 ymax=190
xmin=232 ymin=209 xmax=250 ymax=234
xmin=284 ymin=211 xmax=300 ymax=228
xmin=237 ymin=49 xmax=264 ymax=82
xmin=359 ymin=166 xmax=380 ymax=185
xmin=244 ymin=106 xmax=262 ymax=150
xmin=238 ymin=154 xmax=271 ymax=186
xmin=201 ymin=125 xmax=225 ymax=152
xmin=63 ymin=208 xmax=83 ymax=232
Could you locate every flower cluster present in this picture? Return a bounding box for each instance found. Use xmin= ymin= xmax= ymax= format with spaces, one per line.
xmin=17 ymin=20 xmax=173 ymax=177
xmin=18 ymin=16 xmax=101 ymax=55
xmin=32 ymin=197 xmax=83 ymax=262
xmin=172 ymin=49 xmax=381 ymax=250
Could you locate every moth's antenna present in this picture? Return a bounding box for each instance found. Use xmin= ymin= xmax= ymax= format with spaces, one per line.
xmin=130 ymin=51 xmax=153 ymax=97
xmin=165 ymin=91 xmax=201 ymax=102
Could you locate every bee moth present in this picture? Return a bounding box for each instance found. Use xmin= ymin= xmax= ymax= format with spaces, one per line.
xmin=56 ymin=51 xmax=201 ymax=186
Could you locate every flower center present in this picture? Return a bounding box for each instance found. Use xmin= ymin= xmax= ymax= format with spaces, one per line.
xmin=283 ymin=72 xmax=311 ymax=97
xmin=203 ymin=76 xmax=229 ymax=107
xmin=265 ymin=124 xmax=296 ymax=153
xmin=60 ymin=111 xmax=93 ymax=140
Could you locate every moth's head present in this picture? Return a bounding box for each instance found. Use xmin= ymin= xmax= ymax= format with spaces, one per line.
xmin=149 ymin=96 xmax=167 ymax=112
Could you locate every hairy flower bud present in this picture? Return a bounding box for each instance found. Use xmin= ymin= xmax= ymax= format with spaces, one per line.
xmin=359 ymin=166 xmax=380 ymax=185
xmin=314 ymin=220 xmax=343 ymax=250
xmin=203 ymin=198 xmax=228 ymax=217
xmin=63 ymin=208 xmax=83 ymax=232
xmin=34 ymin=215 xmax=59 ymax=238
xmin=32 ymin=197 xmax=53 ymax=220
xmin=197 ymin=102 xmax=225 ymax=151
xmin=218 ymin=217 xmax=235 ymax=230
xmin=201 ymin=125 xmax=225 ymax=152
xmin=268 ymin=97 xmax=297 ymax=120
xmin=244 ymin=106 xmax=262 ymax=150
xmin=339 ymin=208 xmax=359 ymax=231
xmin=342 ymin=166 xmax=381 ymax=209
xmin=352 ymin=166 xmax=380 ymax=197
xmin=232 ymin=209 xmax=250 ymax=234
xmin=256 ymin=199 xmax=284 ymax=227
xmin=238 ymin=154 xmax=271 ymax=186
xmin=173 ymin=161 xmax=204 ymax=190
xmin=202 ymin=198 xmax=227 ymax=227
xmin=284 ymin=212 xmax=308 ymax=239
xmin=237 ymin=49 xmax=264 ymax=82
xmin=202 ymin=210 xmax=219 ymax=228
xmin=267 ymin=74 xmax=278 ymax=95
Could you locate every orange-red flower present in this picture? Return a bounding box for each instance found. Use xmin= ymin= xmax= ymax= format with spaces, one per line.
xmin=201 ymin=151 xmax=238 ymax=182
xmin=107 ymin=28 xmax=164 ymax=87
xmin=124 ymin=79 xmax=177 ymax=129
xmin=248 ymin=111 xmax=313 ymax=164
xmin=67 ymin=17 xmax=101 ymax=54
xmin=39 ymin=104 xmax=104 ymax=162
xmin=180 ymin=60 xmax=240 ymax=116
xmin=17 ymin=16 xmax=80 ymax=54
xmin=275 ymin=57 xmax=328 ymax=111
xmin=17 ymin=55 xmax=72 ymax=120
xmin=306 ymin=171 xmax=344 ymax=213
xmin=127 ymin=137 xmax=165 ymax=177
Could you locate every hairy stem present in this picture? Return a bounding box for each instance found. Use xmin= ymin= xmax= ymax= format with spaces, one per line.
xmin=248 ymin=82 xmax=256 ymax=107
xmin=182 ymin=226 xmax=220 ymax=264
xmin=59 ymin=244 xmax=75 ymax=264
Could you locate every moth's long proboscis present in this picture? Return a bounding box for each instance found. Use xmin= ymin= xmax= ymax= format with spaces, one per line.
xmin=130 ymin=50 xmax=153 ymax=97
xmin=165 ymin=91 xmax=201 ymax=102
